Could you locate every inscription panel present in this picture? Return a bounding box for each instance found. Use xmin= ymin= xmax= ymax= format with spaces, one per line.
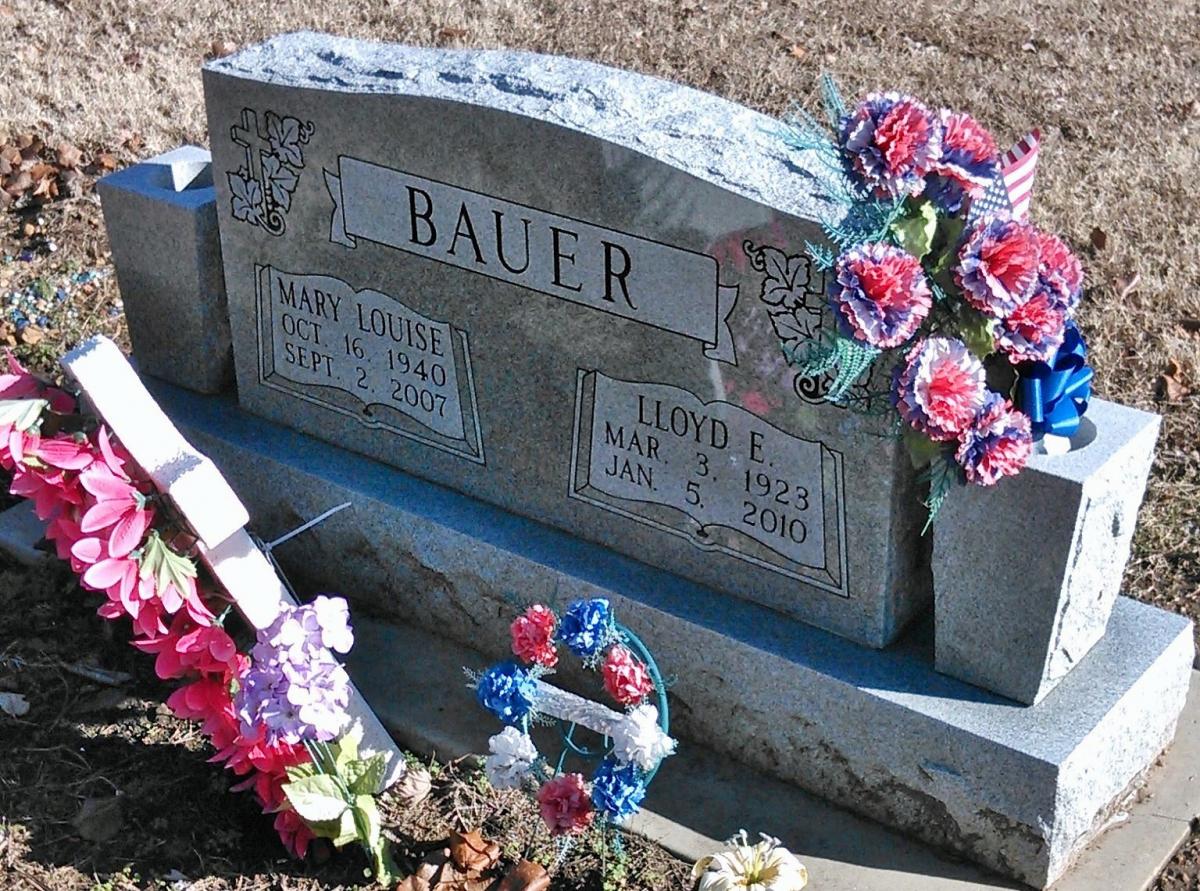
xmin=256 ymin=265 xmax=484 ymax=462
xmin=571 ymin=371 xmax=846 ymax=593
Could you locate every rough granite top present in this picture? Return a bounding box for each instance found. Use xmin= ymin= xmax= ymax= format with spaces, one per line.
xmin=204 ymin=31 xmax=836 ymax=222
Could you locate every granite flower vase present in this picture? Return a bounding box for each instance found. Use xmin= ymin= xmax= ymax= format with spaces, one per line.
xmin=931 ymin=399 xmax=1160 ymax=705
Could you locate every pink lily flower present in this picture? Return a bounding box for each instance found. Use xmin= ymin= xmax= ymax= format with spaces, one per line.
xmin=79 ymin=460 xmax=155 ymax=558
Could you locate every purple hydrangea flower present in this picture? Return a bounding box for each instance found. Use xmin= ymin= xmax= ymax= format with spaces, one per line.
xmin=829 ymin=243 xmax=932 ymax=348
xmin=235 ymin=596 xmax=354 ymax=744
xmin=839 ymin=93 xmax=941 ymax=199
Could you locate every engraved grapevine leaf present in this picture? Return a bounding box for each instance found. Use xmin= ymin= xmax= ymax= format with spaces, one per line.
xmin=756 ymin=245 xmax=818 ymax=309
xmin=266 ymin=111 xmax=305 ymax=167
xmin=227 ymin=169 xmax=264 ymax=224
xmin=769 ymin=306 xmax=823 ymax=344
xmin=262 ymin=153 xmax=298 ymax=212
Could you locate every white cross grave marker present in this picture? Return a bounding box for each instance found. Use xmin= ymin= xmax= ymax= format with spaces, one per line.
xmin=61 ymin=335 xmax=405 ymax=786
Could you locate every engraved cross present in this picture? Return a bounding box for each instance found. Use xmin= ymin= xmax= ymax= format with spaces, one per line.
xmin=230 ymin=109 xmax=270 ymax=186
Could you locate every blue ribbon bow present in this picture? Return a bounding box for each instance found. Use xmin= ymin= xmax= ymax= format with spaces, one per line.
xmin=1016 ymin=322 xmax=1093 ymax=439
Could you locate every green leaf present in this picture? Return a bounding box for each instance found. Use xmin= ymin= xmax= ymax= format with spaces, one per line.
xmin=0 ymin=398 xmax=48 ymax=432
xmin=920 ymin=456 xmax=963 ymax=534
xmin=283 ymin=774 xmax=349 ymax=822
xmin=352 ymin=794 xmax=382 ymax=848
xmin=903 ymin=428 xmax=943 ymax=470
xmin=956 ymin=307 xmax=997 ymax=359
xmin=285 ymin=761 xmax=317 ymax=783
xmin=346 ymin=752 xmax=388 ymax=796
xmin=309 ymin=808 xmax=358 ymax=847
xmin=890 ymin=200 xmax=937 ymax=259
xmin=332 ymin=725 xmax=362 ymax=772
xmin=139 ymin=531 xmax=198 ymax=596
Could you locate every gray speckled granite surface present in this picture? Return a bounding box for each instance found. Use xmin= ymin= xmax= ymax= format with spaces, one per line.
xmin=202 ymin=33 xmax=926 ymax=649
xmin=204 ymin=31 xmax=838 ymax=223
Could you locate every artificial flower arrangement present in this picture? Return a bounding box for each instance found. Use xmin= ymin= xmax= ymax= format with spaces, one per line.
xmin=472 ymin=598 xmax=677 ymax=846
xmin=692 ymin=831 xmax=809 ymax=891
xmin=777 ymin=78 xmax=1093 ymax=518
xmin=0 ymin=353 xmax=396 ymax=883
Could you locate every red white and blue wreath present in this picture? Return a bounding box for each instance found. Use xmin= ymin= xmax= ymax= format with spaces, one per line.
xmin=470 ymin=598 xmax=676 ymax=837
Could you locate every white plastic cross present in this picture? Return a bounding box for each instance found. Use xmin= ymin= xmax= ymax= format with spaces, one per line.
xmin=61 ymin=335 xmax=405 ymax=786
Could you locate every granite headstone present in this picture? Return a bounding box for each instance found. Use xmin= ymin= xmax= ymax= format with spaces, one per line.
xmin=203 ymin=33 xmax=929 ymax=648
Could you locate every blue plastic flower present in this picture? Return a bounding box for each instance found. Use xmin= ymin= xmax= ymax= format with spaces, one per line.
xmin=591 ymin=757 xmax=647 ymax=822
xmin=475 ymin=661 xmax=538 ymax=727
xmin=556 ymin=598 xmax=613 ymax=659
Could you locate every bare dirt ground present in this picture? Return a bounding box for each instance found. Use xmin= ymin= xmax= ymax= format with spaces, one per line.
xmin=0 ymin=0 xmax=1198 ymax=888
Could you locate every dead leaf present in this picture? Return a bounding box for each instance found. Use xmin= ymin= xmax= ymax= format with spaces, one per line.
xmin=0 ymin=691 xmax=30 ymax=718
xmin=436 ymin=25 xmax=470 ymax=40
xmin=19 ymin=327 xmax=44 ymax=346
xmin=73 ymin=795 xmax=124 ymax=842
xmin=1157 ymin=358 xmax=1190 ymax=402
xmin=449 ymin=829 xmax=500 ymax=872
xmin=210 ymin=39 xmax=238 ymax=58
xmin=395 ymin=763 xmax=432 ymax=806
xmin=55 ymin=141 xmax=81 ymax=169
xmin=496 ymin=860 xmax=551 ymax=891
xmin=5 ymin=170 xmax=32 ymax=196
xmin=94 ymin=152 xmax=118 ymax=171
xmin=788 ymin=43 xmax=806 ymax=59
xmin=1090 ymin=227 xmax=1108 ymax=251
xmin=21 ymin=222 xmax=36 ymax=238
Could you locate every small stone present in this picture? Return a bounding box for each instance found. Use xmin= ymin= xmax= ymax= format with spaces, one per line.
xmin=18 ymin=326 xmax=43 ymax=345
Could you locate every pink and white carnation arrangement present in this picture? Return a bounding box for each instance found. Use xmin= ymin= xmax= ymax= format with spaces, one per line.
xmin=830 ymin=243 xmax=932 ymax=348
xmin=778 ymin=79 xmax=1091 ymax=517
xmin=839 ymin=92 xmax=941 ymax=199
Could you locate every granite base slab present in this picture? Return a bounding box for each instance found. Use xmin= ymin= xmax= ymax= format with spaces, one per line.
xmin=148 ymin=381 xmax=1195 ymax=889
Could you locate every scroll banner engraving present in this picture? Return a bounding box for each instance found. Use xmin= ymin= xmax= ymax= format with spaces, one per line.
xmin=324 ymin=157 xmax=740 ymax=363
xmin=570 ymin=371 xmax=847 ymax=594
xmin=256 ymin=265 xmax=484 ymax=464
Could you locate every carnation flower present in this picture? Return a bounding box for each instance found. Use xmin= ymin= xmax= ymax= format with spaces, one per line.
xmin=484 ymin=726 xmax=539 ymax=790
xmin=557 ymin=598 xmax=613 ymax=659
xmin=475 ymin=661 xmax=538 ymax=727
xmin=1034 ymin=230 xmax=1084 ymax=312
xmin=511 ymin=604 xmax=558 ymax=667
xmin=610 ymin=704 xmax=677 ymax=772
xmin=956 ymin=217 xmax=1040 ymax=317
xmin=829 ymin=243 xmax=932 ymax=348
xmin=692 ymin=831 xmax=809 ymax=891
xmin=602 ymin=645 xmax=655 ymax=706
xmin=893 ymin=337 xmax=987 ymax=441
xmin=996 ymin=288 xmax=1066 ymax=364
xmin=954 ymin=394 xmax=1033 ymax=486
xmin=927 ymin=110 xmax=999 ymax=214
xmin=839 ymin=92 xmax=941 ymax=199
xmin=591 ymin=758 xmax=647 ymax=822
xmin=536 ymin=773 xmax=594 ymax=836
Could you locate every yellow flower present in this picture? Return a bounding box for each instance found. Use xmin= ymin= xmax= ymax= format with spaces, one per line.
xmin=691 ymin=832 xmax=809 ymax=891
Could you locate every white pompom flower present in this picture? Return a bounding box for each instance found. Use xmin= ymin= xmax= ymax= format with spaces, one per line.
xmin=610 ymin=704 xmax=676 ymax=772
xmin=691 ymin=832 xmax=808 ymax=891
xmin=484 ymin=726 xmax=539 ymax=790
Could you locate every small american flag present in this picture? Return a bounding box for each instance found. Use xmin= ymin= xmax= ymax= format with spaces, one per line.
xmin=1000 ymin=129 xmax=1040 ymax=220
xmin=966 ymin=129 xmax=1041 ymax=223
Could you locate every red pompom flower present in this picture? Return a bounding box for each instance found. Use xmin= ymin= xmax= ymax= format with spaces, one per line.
xmin=510 ymin=604 xmax=559 ymax=668
xmin=602 ymin=645 xmax=655 ymax=706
